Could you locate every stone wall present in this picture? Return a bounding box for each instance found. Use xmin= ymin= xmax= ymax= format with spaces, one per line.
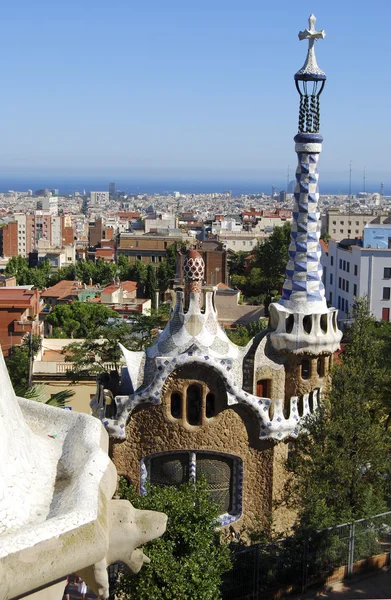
xmin=112 ymin=397 xmax=279 ymax=534
xmin=271 ymin=441 xmax=297 ymax=535
xmin=284 ymin=353 xmax=331 ymax=401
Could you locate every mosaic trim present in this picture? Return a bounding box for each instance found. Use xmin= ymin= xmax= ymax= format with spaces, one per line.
xmin=98 ymin=348 xmax=321 ymax=442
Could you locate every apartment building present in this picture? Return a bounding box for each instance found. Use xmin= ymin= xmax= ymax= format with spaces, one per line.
xmin=0 ymin=222 xmax=18 ymax=257
xmin=118 ymin=232 xmax=194 ymax=265
xmin=324 ymin=208 xmax=390 ymax=241
xmin=0 ymin=287 xmax=43 ymax=355
xmin=0 ymin=214 xmax=75 ymax=258
xmin=321 ymin=225 xmax=391 ymax=325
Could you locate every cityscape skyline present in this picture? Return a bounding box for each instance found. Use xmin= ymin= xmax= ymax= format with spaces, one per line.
xmin=1 ymin=1 xmax=390 ymax=183
xmin=0 ymin=170 xmax=387 ymax=197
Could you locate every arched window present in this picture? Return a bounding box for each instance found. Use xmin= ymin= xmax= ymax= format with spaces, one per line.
xmin=301 ymin=359 xmax=310 ymax=380
xmin=285 ymin=314 xmax=294 ymax=334
xmin=196 ymin=453 xmax=233 ymax=513
xmin=187 ymin=385 xmax=202 ymax=425
xmin=256 ymin=379 xmax=271 ymax=398
xmin=143 ymin=451 xmax=242 ymax=524
xmin=170 ymin=392 xmax=182 ymax=419
xmin=149 ymin=453 xmax=189 ymax=486
xmin=303 ymin=315 xmax=312 ymax=334
xmin=316 ymin=357 xmax=324 ymax=377
xmin=205 ymin=392 xmax=215 ymax=418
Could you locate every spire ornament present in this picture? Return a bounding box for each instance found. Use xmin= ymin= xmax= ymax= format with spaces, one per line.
xmin=295 ymin=14 xmax=326 ymax=134
xmin=268 ymin=14 xmax=342 ymax=355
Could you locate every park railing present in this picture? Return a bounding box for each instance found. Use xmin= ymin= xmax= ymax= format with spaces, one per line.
xmin=222 ymin=510 xmax=391 ymax=600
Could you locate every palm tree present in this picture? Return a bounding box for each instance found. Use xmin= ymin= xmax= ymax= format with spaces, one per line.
xmin=14 ymin=383 xmax=74 ymax=408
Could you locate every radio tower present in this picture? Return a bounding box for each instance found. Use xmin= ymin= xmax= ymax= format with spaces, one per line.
xmin=349 ymin=160 xmax=352 ymax=215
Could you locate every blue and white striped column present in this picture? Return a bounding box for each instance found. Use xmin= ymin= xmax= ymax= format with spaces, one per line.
xmin=280 ymin=132 xmax=327 ymax=312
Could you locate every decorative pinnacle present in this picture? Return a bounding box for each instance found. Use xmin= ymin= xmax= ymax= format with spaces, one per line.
xmin=295 ymin=14 xmax=326 ymax=81
xmin=298 ymin=14 xmax=325 ymax=44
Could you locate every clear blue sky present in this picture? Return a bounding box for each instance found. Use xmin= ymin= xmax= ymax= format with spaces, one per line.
xmin=0 ymin=0 xmax=390 ymax=190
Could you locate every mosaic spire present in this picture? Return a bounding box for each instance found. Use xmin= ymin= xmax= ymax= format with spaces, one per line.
xmin=280 ymin=14 xmax=327 ymax=313
xmin=269 ymin=15 xmax=341 ymax=354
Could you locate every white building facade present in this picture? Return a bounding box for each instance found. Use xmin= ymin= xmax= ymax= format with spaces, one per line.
xmin=322 ymin=228 xmax=391 ymax=325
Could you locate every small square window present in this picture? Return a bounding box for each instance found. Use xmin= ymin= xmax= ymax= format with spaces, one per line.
xmin=301 ymin=359 xmax=310 ymax=380
xmin=384 ymin=268 xmax=391 ymax=279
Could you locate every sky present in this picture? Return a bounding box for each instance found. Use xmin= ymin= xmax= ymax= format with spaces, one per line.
xmin=0 ymin=0 xmax=390 ymax=192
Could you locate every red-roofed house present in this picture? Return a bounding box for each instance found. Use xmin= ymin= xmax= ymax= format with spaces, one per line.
xmin=0 ymin=288 xmax=43 ymax=355
xmin=99 ymin=281 xmax=151 ymax=315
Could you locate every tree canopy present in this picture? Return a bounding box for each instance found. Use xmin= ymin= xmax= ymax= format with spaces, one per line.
xmin=117 ymin=478 xmax=231 ymax=600
xmin=228 ymin=223 xmax=291 ymax=304
xmin=63 ymin=306 xmax=170 ymax=378
xmin=284 ymin=298 xmax=391 ymax=532
xmin=46 ymin=302 xmax=118 ymax=337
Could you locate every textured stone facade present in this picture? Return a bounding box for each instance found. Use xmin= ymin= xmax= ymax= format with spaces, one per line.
xmin=284 ymin=353 xmax=331 ymax=400
xmin=112 ymin=399 xmax=276 ymax=534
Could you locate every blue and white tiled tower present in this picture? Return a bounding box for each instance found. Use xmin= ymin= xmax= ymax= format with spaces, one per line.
xmin=269 ymin=15 xmax=342 ymax=355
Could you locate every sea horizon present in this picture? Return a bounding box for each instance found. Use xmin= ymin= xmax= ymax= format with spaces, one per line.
xmin=0 ymin=175 xmax=387 ymax=198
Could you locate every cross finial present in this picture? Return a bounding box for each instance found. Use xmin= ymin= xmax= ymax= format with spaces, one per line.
xmin=295 ymin=14 xmax=326 ymax=81
xmin=298 ymin=14 xmax=325 ymax=45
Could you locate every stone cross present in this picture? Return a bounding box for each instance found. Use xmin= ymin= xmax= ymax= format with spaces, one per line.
xmin=298 ymin=14 xmax=325 ymax=47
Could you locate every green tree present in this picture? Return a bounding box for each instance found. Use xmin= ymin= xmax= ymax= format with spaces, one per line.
xmin=5 ymin=334 xmax=42 ymax=389
xmin=156 ymin=262 xmax=171 ymax=292
xmin=117 ymin=254 xmax=130 ymax=280
xmin=117 ymin=478 xmax=231 ymax=600
xmin=226 ymin=318 xmax=268 ymax=346
xmin=64 ymin=306 xmax=170 ymax=377
xmin=145 ymin=264 xmax=158 ymax=308
xmin=165 ymin=242 xmax=178 ymax=279
xmin=5 ymin=345 xmax=30 ymax=389
xmin=285 ymin=298 xmax=391 ymax=531
xmin=15 ymin=383 xmax=74 ymax=408
xmin=64 ymin=321 xmax=132 ymax=377
xmin=252 ymin=223 xmax=291 ymax=296
xmin=46 ymin=302 xmax=117 ymax=337
xmin=5 ymin=255 xmax=29 ymax=282
xmin=228 ymin=251 xmax=249 ymax=278
xmin=127 ymin=260 xmax=147 ymax=284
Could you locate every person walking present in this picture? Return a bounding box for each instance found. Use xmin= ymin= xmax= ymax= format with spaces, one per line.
xmin=77 ymin=577 xmax=87 ymax=600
